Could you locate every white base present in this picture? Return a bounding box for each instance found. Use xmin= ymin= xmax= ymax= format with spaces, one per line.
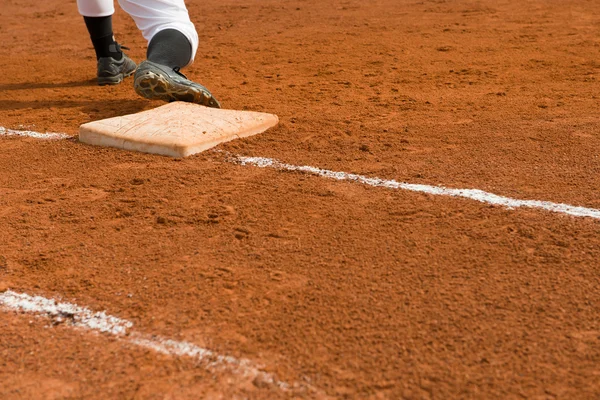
xmin=79 ymin=102 xmax=278 ymax=158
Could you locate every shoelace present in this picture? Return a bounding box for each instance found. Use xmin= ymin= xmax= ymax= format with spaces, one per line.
xmin=172 ymin=66 xmax=188 ymax=79
xmin=107 ymin=42 xmax=130 ymax=57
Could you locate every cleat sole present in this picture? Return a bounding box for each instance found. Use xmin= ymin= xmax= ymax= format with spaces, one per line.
xmin=134 ymin=70 xmax=220 ymax=108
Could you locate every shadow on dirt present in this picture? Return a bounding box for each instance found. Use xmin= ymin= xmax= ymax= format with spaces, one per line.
xmin=0 ymin=80 xmax=97 ymax=91
xmin=0 ymin=99 xmax=151 ymax=121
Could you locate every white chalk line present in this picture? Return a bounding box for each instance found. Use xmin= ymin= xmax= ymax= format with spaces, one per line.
xmin=232 ymin=155 xmax=600 ymax=220
xmin=0 ymin=126 xmax=70 ymax=140
xmin=2 ymin=126 xmax=599 ymax=220
xmin=0 ymin=290 xmax=297 ymax=392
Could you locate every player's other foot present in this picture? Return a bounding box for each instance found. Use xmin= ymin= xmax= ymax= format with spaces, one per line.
xmin=97 ymin=47 xmax=137 ymax=86
xmin=133 ymin=60 xmax=221 ymax=108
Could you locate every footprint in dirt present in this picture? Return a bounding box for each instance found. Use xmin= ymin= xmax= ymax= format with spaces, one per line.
xmin=64 ymin=187 xmax=109 ymax=202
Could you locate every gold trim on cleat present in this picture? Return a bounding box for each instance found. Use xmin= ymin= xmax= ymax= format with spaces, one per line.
xmin=134 ymin=71 xmax=218 ymax=108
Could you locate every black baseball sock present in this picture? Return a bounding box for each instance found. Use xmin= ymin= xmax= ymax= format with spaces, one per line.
xmin=83 ymin=15 xmax=123 ymax=60
xmin=147 ymin=29 xmax=193 ymax=69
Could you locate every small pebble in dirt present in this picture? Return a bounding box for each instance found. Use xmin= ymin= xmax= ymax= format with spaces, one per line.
xmin=359 ymin=144 xmax=370 ymax=152
xmin=131 ymin=178 xmax=145 ymax=185
xmin=223 ymin=205 xmax=236 ymax=215
xmin=252 ymin=376 xmax=270 ymax=389
xmin=156 ymin=216 xmax=167 ymax=224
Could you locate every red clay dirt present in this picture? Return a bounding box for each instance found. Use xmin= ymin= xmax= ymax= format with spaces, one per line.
xmin=1 ymin=0 xmax=600 ymax=398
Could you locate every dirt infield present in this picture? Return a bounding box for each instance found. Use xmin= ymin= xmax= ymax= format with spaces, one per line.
xmin=1 ymin=0 xmax=600 ymax=398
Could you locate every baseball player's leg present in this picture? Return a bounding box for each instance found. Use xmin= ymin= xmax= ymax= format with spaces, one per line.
xmin=77 ymin=0 xmax=114 ymax=17
xmin=116 ymin=0 xmax=198 ymax=66
xmin=118 ymin=0 xmax=219 ymax=107
xmin=77 ymin=0 xmax=136 ymax=85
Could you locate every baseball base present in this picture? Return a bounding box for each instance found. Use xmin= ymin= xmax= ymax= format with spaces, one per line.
xmin=78 ymin=102 xmax=278 ymax=158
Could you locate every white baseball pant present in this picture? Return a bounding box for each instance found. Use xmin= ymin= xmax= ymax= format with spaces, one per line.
xmin=76 ymin=0 xmax=199 ymax=63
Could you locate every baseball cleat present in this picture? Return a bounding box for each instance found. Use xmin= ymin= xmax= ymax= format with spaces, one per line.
xmin=133 ymin=60 xmax=221 ymax=108
xmin=97 ymin=47 xmax=137 ymax=86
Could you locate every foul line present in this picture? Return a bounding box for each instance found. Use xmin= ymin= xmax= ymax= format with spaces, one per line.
xmin=0 ymin=290 xmax=296 ymax=392
xmin=2 ymin=126 xmax=599 ymax=220
xmin=0 ymin=126 xmax=70 ymax=140
xmin=233 ymin=155 xmax=600 ymax=220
